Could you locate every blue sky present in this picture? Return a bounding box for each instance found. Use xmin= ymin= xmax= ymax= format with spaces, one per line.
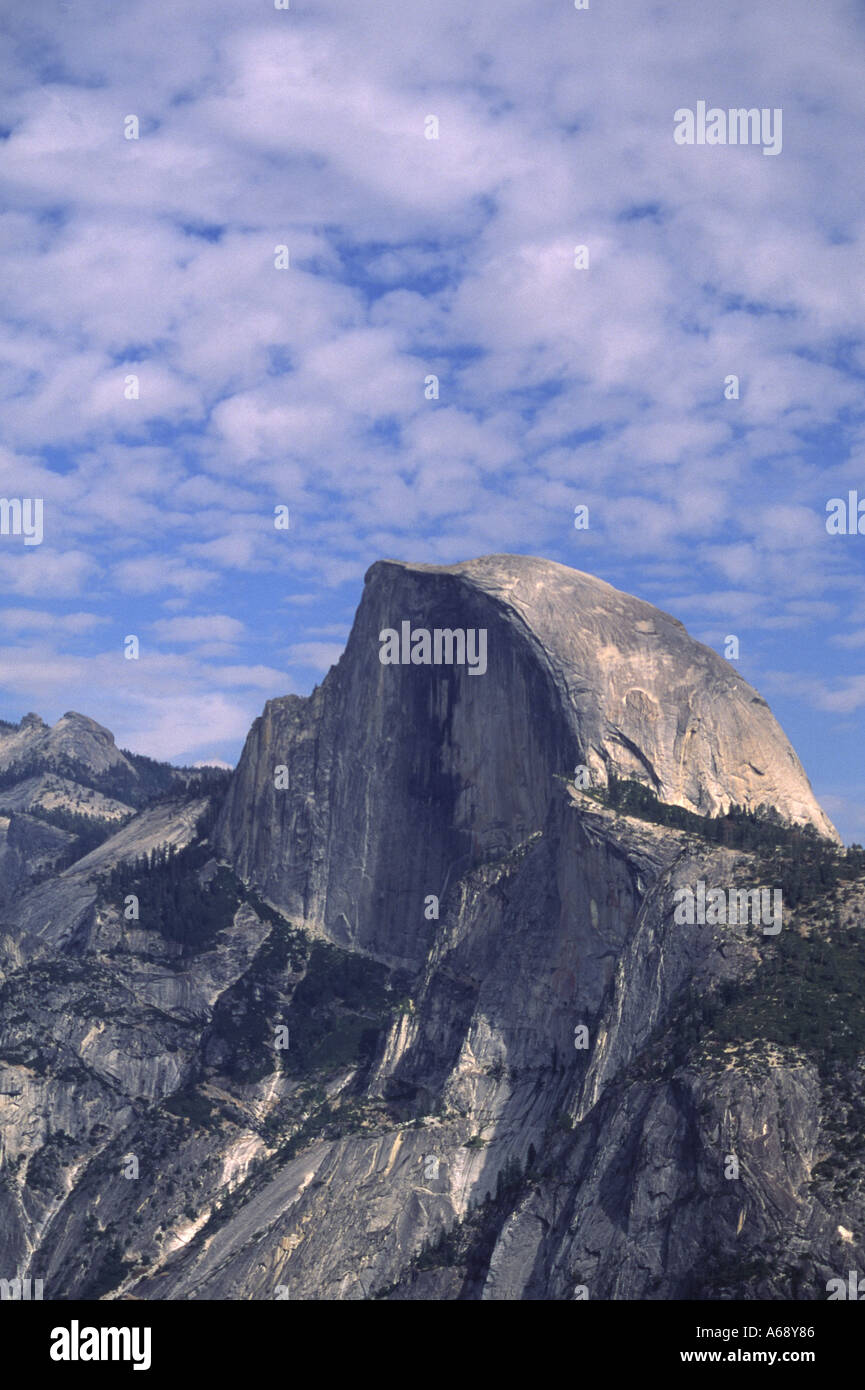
xmin=1 ymin=0 xmax=864 ymax=841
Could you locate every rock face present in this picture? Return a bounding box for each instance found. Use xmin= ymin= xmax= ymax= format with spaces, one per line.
xmin=216 ymin=555 xmax=837 ymax=967
xmin=0 ymin=712 xmax=134 ymax=781
xmin=0 ymin=814 xmax=75 ymax=908
xmin=0 ymin=775 xmax=134 ymax=822
xmin=0 ymin=555 xmax=861 ymax=1305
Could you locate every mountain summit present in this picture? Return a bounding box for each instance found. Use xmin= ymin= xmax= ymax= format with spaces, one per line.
xmin=371 ymin=555 xmax=836 ymax=834
xmin=0 ymin=710 xmax=134 ymax=781
xmin=218 ymin=554 xmax=837 ymax=967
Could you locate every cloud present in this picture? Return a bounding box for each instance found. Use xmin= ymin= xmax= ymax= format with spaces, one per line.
xmin=0 ymin=636 xmax=295 ymax=761
xmin=150 ymin=614 xmax=246 ymax=644
xmin=0 ymin=549 xmax=99 ymax=597
xmin=286 ymin=641 xmax=346 ymax=671
xmin=0 ymin=0 xmax=864 ymax=797
xmin=765 ymin=670 xmax=865 ymax=716
xmin=0 ymin=608 xmax=107 ymax=634
xmin=111 ymin=556 xmax=216 ymax=596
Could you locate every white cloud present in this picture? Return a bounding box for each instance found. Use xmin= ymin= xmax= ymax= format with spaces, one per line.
xmin=150 ymin=614 xmax=246 ymax=644
xmin=286 ymin=641 xmax=346 ymax=671
xmin=0 ymin=608 xmax=107 ymax=634
xmin=1 ymin=0 xmax=864 ymax=783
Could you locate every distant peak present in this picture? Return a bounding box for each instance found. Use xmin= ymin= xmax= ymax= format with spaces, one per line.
xmin=56 ymin=711 xmax=115 ymax=739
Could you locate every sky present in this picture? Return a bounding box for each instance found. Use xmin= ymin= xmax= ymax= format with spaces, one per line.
xmin=1 ymin=0 xmax=864 ymax=841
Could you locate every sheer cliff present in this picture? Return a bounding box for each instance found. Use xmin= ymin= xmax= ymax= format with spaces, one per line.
xmin=1 ymin=556 xmax=862 ymax=1304
xmin=216 ymin=556 xmax=837 ymax=969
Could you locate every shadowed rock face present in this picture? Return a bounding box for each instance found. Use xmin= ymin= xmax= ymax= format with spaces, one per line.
xmin=217 ymin=554 xmax=837 ymax=968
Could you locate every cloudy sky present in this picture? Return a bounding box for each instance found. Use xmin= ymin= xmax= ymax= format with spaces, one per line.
xmin=1 ymin=0 xmax=864 ymax=839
